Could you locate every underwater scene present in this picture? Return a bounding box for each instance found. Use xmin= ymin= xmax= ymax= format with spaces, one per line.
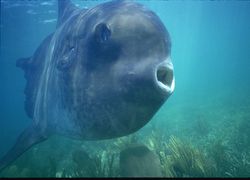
xmin=0 ymin=0 xmax=250 ymax=178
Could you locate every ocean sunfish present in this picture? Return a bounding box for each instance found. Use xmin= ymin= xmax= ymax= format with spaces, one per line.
xmin=0 ymin=0 xmax=175 ymax=171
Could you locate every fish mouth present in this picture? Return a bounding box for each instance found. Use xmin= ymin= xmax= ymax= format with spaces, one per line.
xmin=155 ymin=58 xmax=175 ymax=94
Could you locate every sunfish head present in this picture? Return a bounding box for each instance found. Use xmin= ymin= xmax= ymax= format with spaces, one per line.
xmin=58 ymin=1 xmax=175 ymax=139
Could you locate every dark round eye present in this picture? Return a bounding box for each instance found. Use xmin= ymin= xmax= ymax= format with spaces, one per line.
xmin=94 ymin=23 xmax=111 ymax=43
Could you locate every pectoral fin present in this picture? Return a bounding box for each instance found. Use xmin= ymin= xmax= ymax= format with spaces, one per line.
xmin=0 ymin=125 xmax=48 ymax=172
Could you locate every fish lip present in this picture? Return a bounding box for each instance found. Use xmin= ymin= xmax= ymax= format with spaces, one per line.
xmin=155 ymin=58 xmax=175 ymax=94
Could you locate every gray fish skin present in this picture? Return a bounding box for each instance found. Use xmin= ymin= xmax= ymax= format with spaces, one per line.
xmin=0 ymin=0 xmax=175 ymax=172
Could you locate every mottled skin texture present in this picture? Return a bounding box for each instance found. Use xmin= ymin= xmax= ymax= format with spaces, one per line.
xmin=0 ymin=0 xmax=174 ymax=171
xmin=53 ymin=1 xmax=173 ymax=139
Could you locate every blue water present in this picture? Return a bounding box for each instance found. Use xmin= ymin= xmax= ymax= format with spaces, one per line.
xmin=0 ymin=0 xmax=250 ymax=177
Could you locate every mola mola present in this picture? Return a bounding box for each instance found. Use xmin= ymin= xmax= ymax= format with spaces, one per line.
xmin=0 ymin=0 xmax=175 ymax=171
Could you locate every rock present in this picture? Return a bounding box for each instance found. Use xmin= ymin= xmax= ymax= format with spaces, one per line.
xmin=119 ymin=144 xmax=162 ymax=177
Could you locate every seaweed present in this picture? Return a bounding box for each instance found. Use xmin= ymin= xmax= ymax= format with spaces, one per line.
xmin=92 ymin=150 xmax=119 ymax=177
xmin=144 ymin=128 xmax=215 ymax=177
xmin=112 ymin=133 xmax=139 ymax=151
xmin=163 ymin=136 xmax=215 ymax=177
xmin=1 ymin=108 xmax=250 ymax=178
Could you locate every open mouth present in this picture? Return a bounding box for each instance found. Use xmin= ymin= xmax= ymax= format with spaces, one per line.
xmin=155 ymin=59 xmax=175 ymax=93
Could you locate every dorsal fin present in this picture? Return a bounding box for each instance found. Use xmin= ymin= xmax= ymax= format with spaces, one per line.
xmin=57 ymin=0 xmax=78 ymax=27
xmin=16 ymin=57 xmax=32 ymax=70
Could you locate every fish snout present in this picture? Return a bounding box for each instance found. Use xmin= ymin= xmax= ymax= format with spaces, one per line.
xmin=155 ymin=59 xmax=175 ymax=95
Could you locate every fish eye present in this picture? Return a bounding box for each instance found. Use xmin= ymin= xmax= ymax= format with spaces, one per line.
xmin=94 ymin=23 xmax=111 ymax=43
